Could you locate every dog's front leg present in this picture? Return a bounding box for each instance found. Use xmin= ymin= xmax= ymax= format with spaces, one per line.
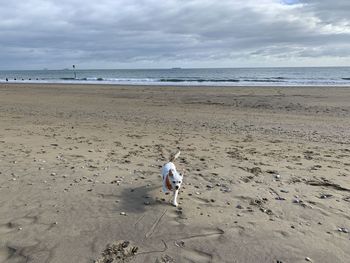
xmin=172 ymin=190 xmax=179 ymax=207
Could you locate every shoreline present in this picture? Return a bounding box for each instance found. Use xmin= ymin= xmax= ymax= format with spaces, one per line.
xmin=0 ymin=84 xmax=349 ymax=262
xmin=2 ymin=81 xmax=350 ymax=88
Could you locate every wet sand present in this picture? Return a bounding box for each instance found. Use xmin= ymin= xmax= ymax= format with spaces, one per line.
xmin=0 ymin=83 xmax=349 ymax=263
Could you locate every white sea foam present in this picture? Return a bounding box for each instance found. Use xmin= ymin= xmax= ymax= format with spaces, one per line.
xmin=1 ymin=67 xmax=350 ymax=86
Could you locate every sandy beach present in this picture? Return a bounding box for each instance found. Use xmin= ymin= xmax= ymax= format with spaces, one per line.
xmin=0 ymin=83 xmax=349 ymax=263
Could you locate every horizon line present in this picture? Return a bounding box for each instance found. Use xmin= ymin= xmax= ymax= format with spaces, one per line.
xmin=1 ymin=65 xmax=350 ymax=71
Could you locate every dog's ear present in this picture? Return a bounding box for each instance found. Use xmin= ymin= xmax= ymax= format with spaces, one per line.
xmin=168 ymin=169 xmax=173 ymax=177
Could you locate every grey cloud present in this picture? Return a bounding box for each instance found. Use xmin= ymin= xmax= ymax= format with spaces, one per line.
xmin=304 ymin=0 xmax=350 ymax=23
xmin=0 ymin=0 xmax=350 ymax=69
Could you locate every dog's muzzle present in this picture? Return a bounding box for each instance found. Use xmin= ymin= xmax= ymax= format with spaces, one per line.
xmin=175 ymin=185 xmax=179 ymax=190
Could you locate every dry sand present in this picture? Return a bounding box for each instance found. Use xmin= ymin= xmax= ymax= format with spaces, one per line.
xmin=0 ymin=83 xmax=349 ymax=263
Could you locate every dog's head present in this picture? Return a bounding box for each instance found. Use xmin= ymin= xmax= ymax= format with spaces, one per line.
xmin=168 ymin=169 xmax=183 ymax=190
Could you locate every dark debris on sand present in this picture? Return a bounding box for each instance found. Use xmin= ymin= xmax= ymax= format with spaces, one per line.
xmin=95 ymin=241 xmax=138 ymax=263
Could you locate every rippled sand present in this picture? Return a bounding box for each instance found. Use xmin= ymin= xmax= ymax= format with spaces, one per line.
xmin=0 ymin=84 xmax=349 ymax=263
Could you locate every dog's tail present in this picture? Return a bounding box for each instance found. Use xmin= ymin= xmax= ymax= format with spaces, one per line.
xmin=169 ymin=150 xmax=181 ymax=162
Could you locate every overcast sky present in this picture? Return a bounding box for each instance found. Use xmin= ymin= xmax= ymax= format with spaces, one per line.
xmin=1 ymin=0 xmax=350 ymax=69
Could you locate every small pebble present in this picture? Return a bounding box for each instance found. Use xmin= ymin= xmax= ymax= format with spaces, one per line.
xmin=338 ymin=227 xmax=349 ymax=233
xmin=120 ymin=212 xmax=127 ymax=216
xmin=174 ymin=240 xmax=185 ymax=248
xmin=305 ymin=257 xmax=312 ymax=262
xmin=275 ymin=197 xmax=286 ymax=201
xmin=293 ymin=198 xmax=301 ymax=204
xmin=320 ymin=194 xmax=333 ymax=199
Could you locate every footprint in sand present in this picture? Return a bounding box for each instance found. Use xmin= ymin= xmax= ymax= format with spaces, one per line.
xmin=155 ymin=248 xmax=212 ymax=263
xmin=171 ymin=228 xmax=225 ymax=262
xmin=0 ymin=246 xmax=26 ymax=263
xmin=0 ymin=223 xmax=16 ymax=235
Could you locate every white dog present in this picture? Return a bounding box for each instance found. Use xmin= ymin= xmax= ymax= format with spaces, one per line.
xmin=161 ymin=151 xmax=183 ymax=207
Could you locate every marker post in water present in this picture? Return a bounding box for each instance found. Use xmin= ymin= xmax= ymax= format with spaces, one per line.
xmin=72 ymin=65 xmax=76 ymax=79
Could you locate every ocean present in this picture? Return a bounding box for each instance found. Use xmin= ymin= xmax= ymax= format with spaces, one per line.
xmin=0 ymin=67 xmax=350 ymax=86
